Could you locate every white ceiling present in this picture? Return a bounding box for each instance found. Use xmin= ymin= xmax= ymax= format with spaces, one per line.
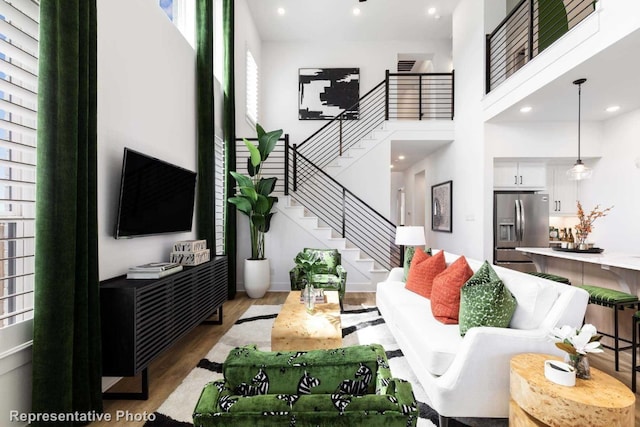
xmin=390 ymin=140 xmax=450 ymax=172
xmin=246 ymin=0 xmax=460 ymax=42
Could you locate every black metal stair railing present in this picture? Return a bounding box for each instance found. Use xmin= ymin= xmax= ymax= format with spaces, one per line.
xmin=297 ymin=81 xmax=387 ymax=169
xmin=288 ymin=148 xmax=401 ymax=270
xmin=486 ymin=0 xmax=597 ymax=93
xmin=386 ymin=71 xmax=454 ymax=121
xmin=297 ymin=71 xmax=454 ymax=170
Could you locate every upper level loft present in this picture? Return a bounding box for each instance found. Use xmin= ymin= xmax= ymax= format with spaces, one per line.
xmin=482 ymin=0 xmax=640 ymax=123
xmin=486 ymin=0 xmax=596 ymax=94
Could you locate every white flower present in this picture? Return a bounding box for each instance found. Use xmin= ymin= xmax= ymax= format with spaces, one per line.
xmin=549 ymin=324 xmax=603 ymax=355
xmin=569 ymin=327 xmax=604 ymax=355
xmin=549 ymin=325 xmax=576 ymax=342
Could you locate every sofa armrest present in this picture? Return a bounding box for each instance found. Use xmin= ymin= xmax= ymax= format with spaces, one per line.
xmin=428 ymin=327 xmax=561 ymax=417
xmin=382 ymin=267 xmax=405 ymax=283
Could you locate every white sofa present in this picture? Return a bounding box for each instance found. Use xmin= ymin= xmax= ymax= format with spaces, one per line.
xmin=376 ymin=250 xmax=589 ymax=425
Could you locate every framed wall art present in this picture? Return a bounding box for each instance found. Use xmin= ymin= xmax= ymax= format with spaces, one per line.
xmin=298 ymin=68 xmax=360 ymax=120
xmin=431 ymin=180 xmax=452 ymax=233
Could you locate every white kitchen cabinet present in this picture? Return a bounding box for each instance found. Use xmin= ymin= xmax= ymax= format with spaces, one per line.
xmin=547 ymin=164 xmax=578 ymax=215
xmin=494 ymin=161 xmax=546 ymax=190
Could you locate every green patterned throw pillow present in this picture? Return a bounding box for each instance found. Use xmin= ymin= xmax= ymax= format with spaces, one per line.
xmin=403 ymin=246 xmax=431 ymax=281
xmin=458 ymin=261 xmax=517 ymax=336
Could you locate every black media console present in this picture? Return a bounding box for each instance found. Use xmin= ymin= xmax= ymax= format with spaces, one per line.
xmin=100 ymin=256 xmax=227 ymax=399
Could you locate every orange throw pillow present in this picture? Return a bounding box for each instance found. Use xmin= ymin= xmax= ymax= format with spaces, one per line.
xmin=430 ymin=256 xmax=474 ymax=324
xmin=404 ymin=249 xmax=446 ymax=298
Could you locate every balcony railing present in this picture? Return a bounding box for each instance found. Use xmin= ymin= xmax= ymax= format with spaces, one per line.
xmin=486 ymin=0 xmax=597 ymax=93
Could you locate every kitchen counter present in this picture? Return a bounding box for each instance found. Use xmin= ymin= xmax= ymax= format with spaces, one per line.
xmin=516 ymin=247 xmax=640 ymax=295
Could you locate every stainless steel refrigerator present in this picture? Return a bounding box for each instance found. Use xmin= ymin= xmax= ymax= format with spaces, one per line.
xmin=494 ymin=192 xmax=549 ymax=272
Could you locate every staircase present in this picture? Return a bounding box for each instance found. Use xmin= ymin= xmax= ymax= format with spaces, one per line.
xmin=236 ymin=70 xmax=455 ymax=287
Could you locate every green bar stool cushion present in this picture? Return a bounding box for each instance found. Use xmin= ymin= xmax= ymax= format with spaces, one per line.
xmin=577 ymin=284 xmax=639 ymax=305
xmin=526 ymin=272 xmax=571 ymax=284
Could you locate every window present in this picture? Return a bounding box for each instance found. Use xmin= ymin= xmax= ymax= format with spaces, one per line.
xmin=246 ymin=48 xmax=258 ymax=126
xmin=158 ymin=0 xmax=195 ymax=48
xmin=0 ymin=0 xmax=39 ymax=337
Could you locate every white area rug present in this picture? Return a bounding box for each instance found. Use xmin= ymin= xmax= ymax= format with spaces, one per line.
xmin=143 ymin=305 xmax=507 ymax=427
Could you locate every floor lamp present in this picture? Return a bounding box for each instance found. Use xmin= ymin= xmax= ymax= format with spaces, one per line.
xmin=395 ymin=226 xmax=426 ymax=267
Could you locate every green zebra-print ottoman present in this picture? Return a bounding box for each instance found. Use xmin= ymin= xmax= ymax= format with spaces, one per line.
xmin=193 ymin=344 xmax=418 ymax=427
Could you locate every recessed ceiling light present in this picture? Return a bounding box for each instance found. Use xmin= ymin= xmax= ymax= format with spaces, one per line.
xmin=277 ymin=7 xmax=285 ymax=15
xmin=520 ymin=106 xmax=533 ymax=113
xmin=606 ymin=105 xmax=620 ymax=113
xmin=427 ymin=7 xmax=437 ymax=15
xmin=353 ymin=7 xmax=361 ymax=16
xmin=398 ymin=155 xmax=405 ymax=160
xmin=390 ymin=164 xmax=394 ymax=169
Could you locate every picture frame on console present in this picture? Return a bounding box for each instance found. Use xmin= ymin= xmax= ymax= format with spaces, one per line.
xmin=432 ymin=180 xmax=452 ymax=233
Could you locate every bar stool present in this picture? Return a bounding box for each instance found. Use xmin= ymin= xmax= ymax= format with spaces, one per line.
xmin=577 ymin=284 xmax=640 ymax=371
xmin=632 ymin=312 xmax=640 ymax=392
xmin=526 ymin=271 xmax=571 ymax=285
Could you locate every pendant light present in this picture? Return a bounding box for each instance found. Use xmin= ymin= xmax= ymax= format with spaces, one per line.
xmin=566 ymin=78 xmax=593 ymax=180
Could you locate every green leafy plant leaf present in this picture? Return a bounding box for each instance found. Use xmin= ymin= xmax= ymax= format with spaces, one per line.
xmin=243 ymin=138 xmax=261 ymax=168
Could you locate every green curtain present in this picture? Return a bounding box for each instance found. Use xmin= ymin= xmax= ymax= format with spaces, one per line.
xmin=538 ymin=0 xmax=569 ymax=53
xmin=196 ymin=0 xmax=215 ymax=249
xmin=32 ymin=0 xmax=102 ymax=424
xmin=223 ymin=0 xmax=237 ymax=299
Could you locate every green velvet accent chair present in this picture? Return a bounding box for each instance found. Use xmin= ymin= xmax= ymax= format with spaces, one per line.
xmin=193 ymin=344 xmax=417 ymax=427
xmin=290 ymin=248 xmax=347 ymax=308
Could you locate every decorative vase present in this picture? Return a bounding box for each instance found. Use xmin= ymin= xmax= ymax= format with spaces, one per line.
xmin=303 ymin=282 xmax=315 ymax=314
xmin=576 ymin=232 xmax=589 ymax=250
xmin=566 ymin=353 xmax=591 ymax=379
xmin=243 ymin=258 xmax=271 ymax=298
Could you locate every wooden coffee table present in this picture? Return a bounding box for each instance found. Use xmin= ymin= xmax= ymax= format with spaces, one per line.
xmin=271 ymin=290 xmax=342 ymax=351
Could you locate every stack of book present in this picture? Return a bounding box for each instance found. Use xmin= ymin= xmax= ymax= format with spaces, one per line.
xmin=126 ymin=262 xmax=183 ymax=279
xmin=170 ymin=239 xmax=210 ymax=266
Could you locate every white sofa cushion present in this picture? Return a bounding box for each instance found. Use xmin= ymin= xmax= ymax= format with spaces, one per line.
xmin=496 ymin=267 xmax=558 ymax=329
xmin=377 ymin=281 xmax=462 ymax=376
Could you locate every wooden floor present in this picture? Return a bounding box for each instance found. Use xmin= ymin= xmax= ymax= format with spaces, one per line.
xmin=91 ymin=291 xmax=640 ymax=426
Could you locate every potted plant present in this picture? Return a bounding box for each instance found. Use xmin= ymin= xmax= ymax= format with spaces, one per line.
xmin=229 ymin=124 xmax=283 ymax=298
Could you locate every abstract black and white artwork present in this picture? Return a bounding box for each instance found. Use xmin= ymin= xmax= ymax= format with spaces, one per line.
xmin=298 ymin=68 xmax=360 ymax=120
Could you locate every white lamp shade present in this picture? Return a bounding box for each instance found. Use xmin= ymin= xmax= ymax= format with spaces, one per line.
xmin=395 ymin=226 xmax=426 ymax=246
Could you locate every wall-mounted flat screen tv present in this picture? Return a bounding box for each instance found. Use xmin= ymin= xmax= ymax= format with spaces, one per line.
xmin=114 ymin=148 xmax=197 ymax=239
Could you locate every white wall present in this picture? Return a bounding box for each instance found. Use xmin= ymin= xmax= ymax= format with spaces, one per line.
xmin=577 ymin=108 xmax=640 ymax=251
xmin=260 ymin=39 xmax=452 ymax=145
xmin=97 ymin=0 xmax=198 ymax=280
xmin=333 ymin=139 xmax=392 ymax=218
xmin=409 ymin=0 xmax=492 ymax=259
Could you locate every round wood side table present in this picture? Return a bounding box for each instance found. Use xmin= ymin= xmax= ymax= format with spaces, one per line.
xmin=510 ymin=353 xmax=635 ymax=427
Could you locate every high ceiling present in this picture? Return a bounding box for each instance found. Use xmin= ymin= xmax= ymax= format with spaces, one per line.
xmin=246 ymin=0 xmax=460 ymax=42
xmin=245 ymin=1 xmax=640 ymax=168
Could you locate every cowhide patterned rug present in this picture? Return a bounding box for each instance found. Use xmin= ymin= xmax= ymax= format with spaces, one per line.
xmin=143 ymin=304 xmax=507 ymax=427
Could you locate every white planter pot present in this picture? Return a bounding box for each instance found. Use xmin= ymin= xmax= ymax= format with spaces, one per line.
xmin=244 ymin=258 xmax=271 ymax=298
